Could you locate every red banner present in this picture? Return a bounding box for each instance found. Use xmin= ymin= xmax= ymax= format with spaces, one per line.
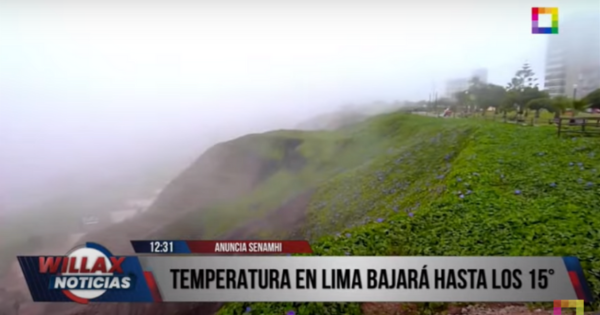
xmin=185 ymin=240 xmax=313 ymax=254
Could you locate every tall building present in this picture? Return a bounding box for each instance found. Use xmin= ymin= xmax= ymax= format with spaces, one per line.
xmin=544 ymin=13 xmax=600 ymax=99
xmin=445 ymin=78 xmax=469 ymax=98
xmin=445 ymin=68 xmax=489 ymax=99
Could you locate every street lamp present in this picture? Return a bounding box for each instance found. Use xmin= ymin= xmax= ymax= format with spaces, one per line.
xmin=571 ymin=83 xmax=578 ymax=117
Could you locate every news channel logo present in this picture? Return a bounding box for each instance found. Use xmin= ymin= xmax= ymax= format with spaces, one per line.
xmin=532 ymin=7 xmax=559 ymax=34
xmin=44 ymin=243 xmax=131 ymax=303
xmin=17 ymin=242 xmax=157 ymax=304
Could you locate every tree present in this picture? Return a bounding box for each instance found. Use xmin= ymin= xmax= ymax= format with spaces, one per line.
xmin=571 ymin=99 xmax=589 ymax=116
xmin=506 ymin=62 xmax=539 ymax=90
xmin=468 ymin=83 xmax=507 ymax=115
xmin=453 ymin=91 xmax=470 ymax=114
xmin=526 ymin=97 xmax=552 ymax=122
xmin=583 ymin=88 xmax=600 ymax=109
xmin=519 ymin=87 xmax=549 ymax=114
xmin=505 ymin=63 xmax=546 ymax=119
xmin=549 ymin=96 xmax=570 ymax=118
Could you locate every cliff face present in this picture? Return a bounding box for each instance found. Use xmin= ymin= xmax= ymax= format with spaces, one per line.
xmin=13 ymin=112 xmax=460 ymax=315
xmin=23 ymin=131 xmax=337 ymax=315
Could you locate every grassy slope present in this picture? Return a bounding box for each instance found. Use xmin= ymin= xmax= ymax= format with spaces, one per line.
xmin=211 ymin=113 xmax=600 ymax=314
xmin=166 ymin=116 xmax=460 ymax=240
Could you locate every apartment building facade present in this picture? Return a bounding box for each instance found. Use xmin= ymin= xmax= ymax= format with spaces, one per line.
xmin=445 ymin=69 xmax=489 ymax=99
xmin=544 ymin=14 xmax=600 ymax=99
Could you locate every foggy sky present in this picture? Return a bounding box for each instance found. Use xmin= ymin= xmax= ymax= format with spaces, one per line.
xmin=0 ymin=0 xmax=597 ymax=210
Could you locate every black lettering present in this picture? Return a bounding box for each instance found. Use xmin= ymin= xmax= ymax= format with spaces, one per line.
xmin=238 ymin=270 xmax=247 ymax=289
xmin=512 ymin=269 xmax=522 ymax=289
xmin=501 ymin=269 xmax=512 ymax=289
xmin=367 ymin=269 xmax=377 ymax=289
xmin=379 ymin=269 xmax=389 ymax=289
xmin=419 ymin=266 xmax=430 ymax=289
xmin=322 ymin=269 xmax=331 ymax=289
xmin=492 ymin=269 xmax=501 ymax=289
xmin=281 ymin=270 xmax=291 ymax=289
xmin=434 ymin=269 xmax=444 ymax=289
xmin=216 ymin=269 xmax=224 ymax=289
xmin=180 ymin=269 xmax=189 ymax=289
xmin=269 ymin=269 xmax=279 ymax=289
xmin=170 ymin=269 xmax=180 ymax=289
xmin=446 ymin=270 xmax=456 ymax=289
xmin=397 ymin=269 xmax=406 ymax=288
xmin=476 ymin=269 xmax=487 ymax=289
xmin=352 ymin=269 xmax=362 ymax=289
xmin=226 ymin=269 xmax=236 ymax=289
xmin=206 ymin=269 xmax=215 ymax=289
xmin=457 ymin=269 xmax=467 ymax=289
xmin=306 ymin=269 xmax=317 ymax=289
xmin=297 ymin=269 xmax=306 ymax=289
xmin=190 ymin=269 xmax=203 ymax=289
xmin=249 ymin=269 xmax=257 ymax=288
xmin=407 ymin=269 xmax=419 ymax=288
xmin=337 ymin=269 xmax=351 ymax=289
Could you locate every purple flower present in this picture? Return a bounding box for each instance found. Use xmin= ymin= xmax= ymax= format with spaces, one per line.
xmin=287 ymin=311 xmax=296 ymax=315
xmin=459 ymin=194 xmax=465 ymax=199
xmin=466 ymin=190 xmax=472 ymax=195
xmin=515 ymin=189 xmax=521 ymax=195
xmin=345 ymin=233 xmax=351 ymax=238
xmin=456 ymin=177 xmax=462 ymax=182
xmin=549 ymin=183 xmax=557 ymax=187
xmin=245 ymin=307 xmax=252 ymax=313
xmin=408 ymin=212 xmax=414 ymax=217
xmin=586 ymin=182 xmax=594 ymax=188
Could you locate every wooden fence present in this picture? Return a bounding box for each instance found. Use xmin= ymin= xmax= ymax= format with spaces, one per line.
xmin=555 ymin=117 xmax=600 ymax=137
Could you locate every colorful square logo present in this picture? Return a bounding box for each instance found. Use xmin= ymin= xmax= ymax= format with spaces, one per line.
xmin=553 ymin=300 xmax=583 ymax=315
xmin=532 ymin=7 xmax=559 ymax=34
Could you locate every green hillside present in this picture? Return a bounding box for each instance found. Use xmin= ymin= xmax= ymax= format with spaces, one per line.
xmin=187 ymin=112 xmax=600 ymax=315
xmin=149 ymin=112 xmax=600 ymax=314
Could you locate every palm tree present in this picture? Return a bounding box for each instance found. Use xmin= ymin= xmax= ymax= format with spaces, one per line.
xmin=550 ymin=96 xmax=570 ymax=118
xmin=571 ymin=99 xmax=589 ymax=117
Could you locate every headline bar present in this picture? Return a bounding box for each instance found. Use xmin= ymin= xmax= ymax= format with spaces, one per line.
xmin=139 ymin=256 xmax=593 ymax=302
